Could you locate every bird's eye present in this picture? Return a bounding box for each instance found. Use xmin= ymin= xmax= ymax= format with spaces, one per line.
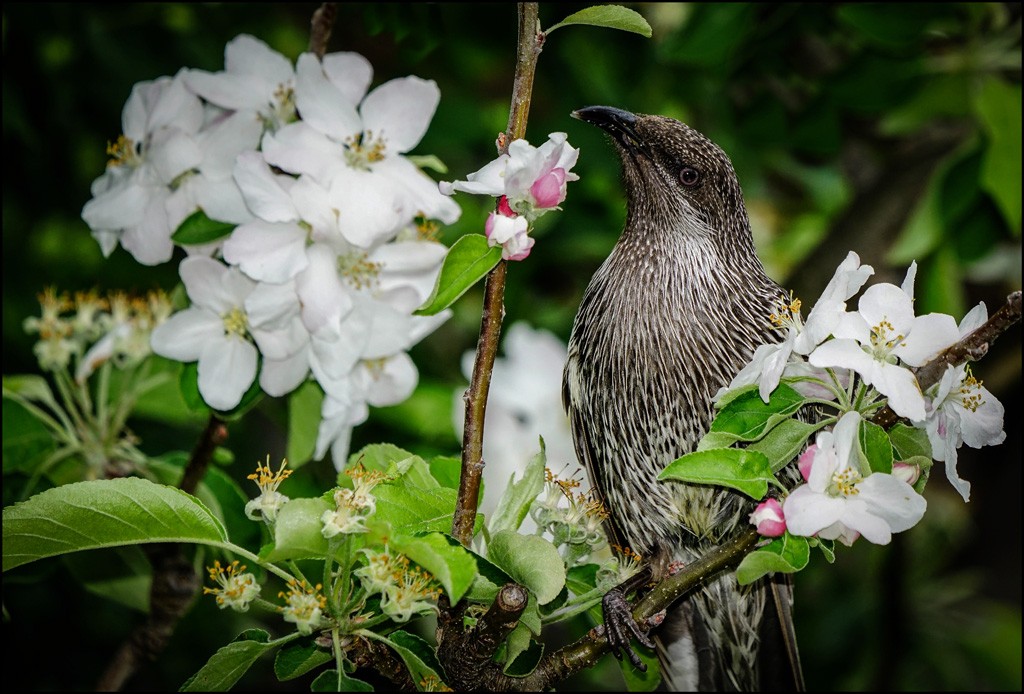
xmin=679 ymin=166 xmax=700 ymax=187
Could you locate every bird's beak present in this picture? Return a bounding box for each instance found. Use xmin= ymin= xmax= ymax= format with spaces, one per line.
xmin=572 ymin=105 xmax=646 ymax=153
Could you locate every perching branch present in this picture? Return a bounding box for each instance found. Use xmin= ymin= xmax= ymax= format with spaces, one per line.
xmin=95 ymin=414 xmax=228 ymax=691
xmin=452 ymin=289 xmax=1024 ymax=690
xmin=452 ymin=2 xmax=543 ymax=546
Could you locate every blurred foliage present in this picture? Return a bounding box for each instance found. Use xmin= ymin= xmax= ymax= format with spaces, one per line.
xmin=2 ymin=3 xmax=1020 ymax=691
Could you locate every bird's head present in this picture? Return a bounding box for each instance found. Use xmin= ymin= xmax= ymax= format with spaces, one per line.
xmin=573 ymin=105 xmax=749 ymax=242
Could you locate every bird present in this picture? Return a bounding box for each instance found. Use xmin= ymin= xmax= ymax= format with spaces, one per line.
xmin=562 ymin=105 xmax=803 ymax=691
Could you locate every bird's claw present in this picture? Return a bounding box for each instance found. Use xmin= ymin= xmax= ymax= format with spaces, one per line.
xmin=602 ymin=587 xmax=656 ymax=671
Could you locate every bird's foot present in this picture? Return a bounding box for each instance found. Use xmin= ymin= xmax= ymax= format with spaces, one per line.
xmin=602 ymin=587 xmax=657 ymax=671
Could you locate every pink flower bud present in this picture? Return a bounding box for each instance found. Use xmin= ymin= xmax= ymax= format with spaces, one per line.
xmin=496 ymin=195 xmax=516 ymax=218
xmin=749 ymin=498 xmax=786 ymax=537
xmin=798 ymin=444 xmax=817 ymax=482
xmin=892 ymin=461 xmax=921 ymax=486
xmin=529 ymin=167 xmax=567 ymax=209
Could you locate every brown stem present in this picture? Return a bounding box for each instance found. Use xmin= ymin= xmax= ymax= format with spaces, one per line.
xmin=438 ymin=583 xmax=529 ymax=689
xmin=451 ymin=2 xmax=542 ymax=547
xmin=308 ymin=3 xmax=339 ymax=58
xmin=94 ymin=415 xmax=227 ymax=691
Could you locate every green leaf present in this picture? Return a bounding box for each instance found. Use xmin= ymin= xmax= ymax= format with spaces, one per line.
xmin=565 ymin=563 xmax=601 ymax=597
xmin=487 ymin=530 xmax=565 ymax=605
xmin=346 ymin=443 xmax=437 ymax=490
xmin=888 ymin=423 xmax=933 ymax=460
xmin=261 ymin=498 xmax=332 ymax=562
xmin=859 ymin=420 xmax=893 ymax=474
xmin=2 ymin=398 xmax=59 ymax=475
xmin=64 ymin=547 xmax=151 ymax=613
xmin=747 ymin=418 xmax=823 ymax=472
xmin=286 ymin=380 xmax=324 ymax=469
xmin=310 ymin=669 xmax=373 ymax=692
xmin=3 ymin=477 xmax=227 ymax=572
xmin=373 ymin=484 xmax=461 ymax=535
xmin=180 ymin=629 xmax=275 ymax=692
xmin=504 ymin=631 xmax=543 ymax=676
xmin=428 ymin=455 xmax=462 ymax=490
xmin=171 ymin=209 xmax=236 ymax=245
xmin=488 ymin=437 xmax=547 ymax=534
xmin=406 ymin=154 xmax=448 ymax=174
xmin=2 ymin=374 xmax=60 ymax=411
xmin=810 ymin=537 xmax=835 ymax=564
xmin=710 ymin=384 xmax=805 ymax=441
xmin=274 ymin=638 xmax=333 ymax=682
xmin=178 ymin=362 xmax=264 ymax=421
xmin=390 ymin=532 xmax=477 ymax=603
xmin=381 ymin=631 xmax=445 ymax=685
xmin=414 ymin=234 xmax=502 ymax=316
xmin=659 ymin=449 xmax=776 ymax=500
xmin=545 ymin=5 xmax=652 ymax=37
xmin=974 ymin=77 xmax=1023 ymax=233
xmin=735 ymin=534 xmax=810 ymax=585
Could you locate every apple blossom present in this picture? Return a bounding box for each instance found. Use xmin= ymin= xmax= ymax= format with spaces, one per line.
xmin=808 ymin=263 xmax=961 ymax=421
xmin=784 ymin=412 xmax=927 ymax=545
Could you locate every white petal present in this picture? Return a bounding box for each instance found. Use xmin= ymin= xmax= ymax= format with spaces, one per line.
xmin=359 ymin=352 xmax=418 ymax=407
xmin=179 ymin=256 xmax=236 ymax=312
xmin=148 ymin=128 xmax=203 ymax=184
xmin=252 ymin=317 xmax=308 ymax=360
xmin=148 ymin=73 xmax=203 ymax=134
xmin=260 ymin=346 xmax=311 ymax=397
xmin=185 ymin=70 xmax=269 ymax=112
xmin=233 ymin=151 xmax=299 ymax=222
xmin=377 ymin=156 xmax=462 ymax=224
xmin=261 ymin=122 xmax=340 ymax=183
xmin=897 ymin=313 xmax=960 ymax=366
xmin=150 ymin=309 xmax=222 ymax=361
xmin=295 ymin=244 xmax=353 ymax=333
xmin=195 ymin=176 xmax=253 ymax=225
xmin=874 ymin=362 xmax=926 ymax=421
xmin=198 ymin=336 xmax=257 ymax=410
xmin=958 ymin=302 xmax=988 ymax=336
xmin=858 ymin=473 xmax=927 ymax=532
xmin=360 ymin=76 xmax=439 ymax=153
xmin=294 ymin=52 xmax=361 ymax=143
xmin=81 ymin=177 xmax=150 ymax=231
xmin=783 ymin=485 xmax=845 ymax=537
xmin=959 ymin=385 xmax=1006 ymax=449
xmin=198 ymin=110 xmax=262 ymax=179
xmin=245 ymin=280 xmax=300 ymax=329
xmin=808 ymin=339 xmax=874 ymax=374
xmin=225 ymin=34 xmax=294 ymax=83
xmin=830 ymin=311 xmax=871 ymax=344
xmin=222 ymin=221 xmax=309 ymax=283
xmin=858 ymin=283 xmax=915 ymax=335
xmin=900 ymin=261 xmax=918 ymax=301
xmin=120 ymin=192 xmax=174 ymax=266
xmin=327 ymin=168 xmax=405 ymax=247
xmin=321 ymin=51 xmax=373 ymax=106
xmin=942 ymin=449 xmax=972 ymax=502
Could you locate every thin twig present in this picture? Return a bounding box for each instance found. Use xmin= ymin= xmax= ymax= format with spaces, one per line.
xmin=309 ymin=3 xmax=338 ymax=58
xmin=452 ymin=2 xmax=543 ymax=546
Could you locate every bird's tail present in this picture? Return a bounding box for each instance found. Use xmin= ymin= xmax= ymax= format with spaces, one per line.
xmin=655 ymin=573 xmax=803 ymax=691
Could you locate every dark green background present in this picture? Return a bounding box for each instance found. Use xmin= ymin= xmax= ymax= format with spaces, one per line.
xmin=3 ymin=3 xmax=1021 ymax=691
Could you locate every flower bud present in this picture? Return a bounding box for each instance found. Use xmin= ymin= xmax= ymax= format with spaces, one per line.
xmin=892 ymin=461 xmax=921 ymax=486
xmin=749 ymin=498 xmax=786 ymax=537
xmin=798 ymin=444 xmax=817 ymax=482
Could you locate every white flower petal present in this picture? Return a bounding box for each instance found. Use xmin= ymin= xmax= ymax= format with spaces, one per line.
xmin=896 ymin=313 xmax=959 ymax=367
xmin=294 ymin=52 xmax=361 ymax=143
xmin=874 ymin=361 xmax=926 ymax=421
xmin=150 ymin=309 xmax=222 ymax=361
xmin=322 ymin=52 xmax=373 ymax=106
xmin=224 ymin=34 xmax=293 ymax=83
xmin=198 ymin=336 xmax=257 ymax=411
xmin=260 ymin=346 xmax=311 ymax=397
xmin=223 ymin=221 xmax=309 ymax=283
xmin=858 ymin=283 xmax=915 ymax=336
xmin=120 ymin=193 xmax=174 ymax=266
xmin=261 ymin=122 xmax=339 ymax=183
xmin=859 ymin=473 xmax=927 ymax=533
xmin=233 ymin=151 xmax=300 ymax=222
xmin=360 ymin=76 xmax=439 ymax=153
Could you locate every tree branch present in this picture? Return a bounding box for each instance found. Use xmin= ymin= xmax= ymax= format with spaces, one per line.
xmin=95 ymin=414 xmax=228 ymax=691
xmin=452 ymin=1 xmax=542 ymax=546
xmin=308 ymin=3 xmax=338 ymax=58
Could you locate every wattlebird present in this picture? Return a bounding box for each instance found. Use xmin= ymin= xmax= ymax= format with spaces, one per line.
xmin=563 ymin=105 xmax=802 ymax=691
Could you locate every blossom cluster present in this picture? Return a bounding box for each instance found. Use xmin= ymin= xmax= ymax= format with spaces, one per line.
xmin=355 ymin=548 xmax=442 ymax=622
xmin=734 ymin=252 xmax=1006 ymax=545
xmin=23 ymin=287 xmax=171 ymax=379
xmin=440 ymin=133 xmax=579 ymax=260
xmin=82 ymin=35 xmax=461 ymax=468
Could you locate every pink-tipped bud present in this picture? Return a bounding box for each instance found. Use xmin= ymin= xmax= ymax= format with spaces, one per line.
xmin=749 ymin=498 xmax=786 ymax=537
xmin=798 ymin=444 xmax=817 ymax=482
xmin=892 ymin=461 xmax=921 ymax=486
xmin=496 ymin=195 xmax=516 ymax=217
xmin=529 ymin=168 xmax=567 ymax=209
